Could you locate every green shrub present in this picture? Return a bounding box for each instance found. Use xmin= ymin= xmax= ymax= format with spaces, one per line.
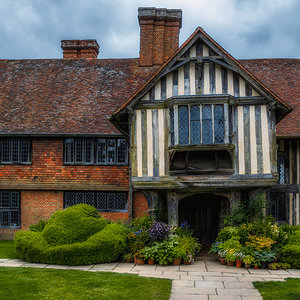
xmin=15 ymin=205 xmax=127 ymax=265
xmin=280 ymin=244 xmax=300 ymax=268
xmin=129 ymin=215 xmax=153 ymax=232
xmin=216 ymin=227 xmax=238 ymax=242
xmin=43 ymin=204 xmax=107 ymax=246
xmin=29 ymin=220 xmax=48 ymax=232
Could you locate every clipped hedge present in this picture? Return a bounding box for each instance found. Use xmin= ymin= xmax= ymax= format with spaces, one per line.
xmin=15 ymin=204 xmax=128 ymax=265
xmin=281 ymin=245 xmax=300 ymax=268
xmin=281 ymin=229 xmax=300 ymax=268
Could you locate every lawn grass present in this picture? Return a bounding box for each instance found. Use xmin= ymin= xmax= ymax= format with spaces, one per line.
xmin=0 ymin=267 xmax=171 ymax=300
xmin=0 ymin=241 xmax=17 ymax=259
xmin=254 ymin=278 xmax=300 ymax=300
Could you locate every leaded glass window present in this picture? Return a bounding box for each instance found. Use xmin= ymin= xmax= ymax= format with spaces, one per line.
xmin=202 ymin=105 xmax=213 ymax=144
xmin=64 ymin=192 xmax=127 ymax=212
xmin=0 ymin=138 xmax=31 ymax=164
xmin=169 ymin=107 xmax=174 ymax=146
xmin=278 ymin=154 xmax=285 ymax=184
xmin=214 ymin=105 xmax=224 ymax=143
xmin=171 ymin=104 xmax=227 ymax=145
xmin=0 ymin=191 xmax=20 ymax=228
xmin=64 ymin=138 xmax=127 ymax=165
xmin=190 ymin=105 xmax=201 ymax=144
xmin=178 ymin=106 xmax=189 ymax=144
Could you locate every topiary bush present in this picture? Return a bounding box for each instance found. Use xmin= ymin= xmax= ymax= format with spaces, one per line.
xmin=15 ymin=204 xmax=128 ymax=265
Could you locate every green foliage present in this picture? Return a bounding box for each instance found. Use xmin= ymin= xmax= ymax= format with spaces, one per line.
xmin=268 ymin=262 xmax=291 ymax=270
xmin=223 ymin=193 xmax=266 ymax=226
xmin=142 ymin=246 xmax=157 ymax=260
xmin=29 ymin=219 xmax=48 ymax=232
xmin=129 ymin=215 xmax=153 ymax=232
xmin=216 ymin=227 xmax=238 ymax=242
xmin=243 ymin=254 xmax=255 ymax=265
xmin=14 ymin=205 xmax=128 ymax=265
xmin=280 ymin=244 xmax=300 ymax=268
xmin=154 ymin=238 xmax=179 ymax=265
xmin=254 ymin=250 xmax=276 ymax=263
xmin=43 ymin=204 xmax=107 ymax=246
xmin=178 ymin=235 xmax=202 ymax=261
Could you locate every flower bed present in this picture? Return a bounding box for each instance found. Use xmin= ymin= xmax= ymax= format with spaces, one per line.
xmin=210 ymin=219 xmax=300 ymax=269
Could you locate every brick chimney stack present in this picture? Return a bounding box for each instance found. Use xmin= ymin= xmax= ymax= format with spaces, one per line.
xmin=61 ymin=40 xmax=99 ymax=59
xmin=138 ymin=7 xmax=182 ymax=67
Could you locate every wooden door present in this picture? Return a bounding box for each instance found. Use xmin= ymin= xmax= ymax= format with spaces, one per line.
xmin=178 ymin=195 xmax=222 ymax=245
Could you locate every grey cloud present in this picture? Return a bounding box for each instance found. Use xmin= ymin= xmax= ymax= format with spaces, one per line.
xmin=0 ymin=0 xmax=299 ymax=59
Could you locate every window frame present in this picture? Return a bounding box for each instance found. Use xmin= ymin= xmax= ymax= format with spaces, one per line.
xmin=0 ymin=138 xmax=32 ymax=165
xmin=171 ymin=103 xmax=229 ymax=146
xmin=64 ymin=191 xmax=128 ymax=212
xmin=64 ymin=137 xmax=128 ymax=166
xmin=0 ymin=191 xmax=21 ymax=229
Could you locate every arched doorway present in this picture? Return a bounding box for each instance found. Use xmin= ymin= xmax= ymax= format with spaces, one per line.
xmin=178 ymin=194 xmax=229 ymax=245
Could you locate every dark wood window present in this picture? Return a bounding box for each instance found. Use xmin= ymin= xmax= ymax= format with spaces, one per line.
xmin=64 ymin=191 xmax=127 ymax=212
xmin=0 ymin=191 xmax=20 ymax=228
xmin=175 ymin=104 xmax=225 ymax=145
xmin=64 ymin=138 xmax=128 ymax=165
xmin=0 ymin=138 xmax=31 ymax=164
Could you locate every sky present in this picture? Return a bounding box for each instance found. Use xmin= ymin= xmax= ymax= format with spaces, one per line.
xmin=0 ymin=0 xmax=299 ymax=60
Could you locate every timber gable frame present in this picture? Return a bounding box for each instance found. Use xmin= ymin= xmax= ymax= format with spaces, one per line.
xmin=111 ymin=27 xmax=292 ymax=192
xmin=112 ymin=27 xmax=291 ymax=121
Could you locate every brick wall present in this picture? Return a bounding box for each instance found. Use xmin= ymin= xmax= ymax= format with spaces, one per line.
xmin=0 ymin=138 xmax=129 ymax=190
xmin=133 ymin=192 xmax=148 ymax=218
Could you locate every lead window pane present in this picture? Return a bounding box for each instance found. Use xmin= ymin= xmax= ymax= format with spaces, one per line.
xmin=97 ymin=139 xmax=106 ymax=163
xmin=85 ymin=139 xmax=94 ymax=163
xmin=0 ymin=191 xmax=20 ymax=228
xmin=178 ymin=106 xmax=189 ymax=144
xmin=202 ymin=105 xmax=213 ymax=144
xmin=2 ymin=139 xmax=10 ymax=162
xmin=214 ymin=105 xmax=224 ymax=143
xmin=75 ymin=139 xmax=84 ymax=163
xmin=190 ymin=105 xmax=201 ymax=144
xmin=117 ymin=139 xmax=127 ymax=163
xmin=11 ymin=139 xmax=19 ymax=162
xmin=20 ymin=139 xmax=30 ymax=162
xmin=107 ymin=139 xmax=116 ymax=163
xmin=65 ymin=139 xmax=74 ymax=163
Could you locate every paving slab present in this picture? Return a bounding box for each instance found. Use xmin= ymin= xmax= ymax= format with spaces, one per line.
xmin=68 ymin=265 xmax=93 ymax=271
xmin=181 ymin=275 xmax=204 ymax=281
xmin=287 ymin=269 xmax=300 ymax=275
xmin=268 ymin=269 xmax=290 ymax=275
xmin=0 ymin=259 xmax=10 ymax=263
xmin=45 ymin=264 xmax=69 ymax=270
xmin=204 ymin=276 xmax=238 ymax=282
xmin=0 ymin=261 xmax=26 ymax=267
xmin=170 ymin=294 xmax=208 ymax=300
xmin=189 ymin=271 xmax=222 ymax=276
xmin=217 ymin=288 xmax=261 ymax=296
xmin=195 ymin=280 xmax=224 ymax=288
xmin=223 ymin=281 xmax=254 ymax=289
xmin=172 ymin=287 xmax=216 ymax=295
xmin=209 ymin=296 xmax=241 ymax=300
xmin=172 ymin=280 xmax=194 ymax=287
xmin=238 ymin=276 xmax=265 ymax=282
xmin=23 ymin=263 xmax=47 ymax=268
xmin=92 ymin=263 xmax=118 ymax=270
xmin=241 ymin=297 xmax=263 ymax=300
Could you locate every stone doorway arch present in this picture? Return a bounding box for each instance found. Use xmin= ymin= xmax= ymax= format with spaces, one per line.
xmin=178 ymin=194 xmax=229 ymax=245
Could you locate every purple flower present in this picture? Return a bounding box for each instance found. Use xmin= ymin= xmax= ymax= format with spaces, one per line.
xmin=148 ymin=221 xmax=170 ymax=242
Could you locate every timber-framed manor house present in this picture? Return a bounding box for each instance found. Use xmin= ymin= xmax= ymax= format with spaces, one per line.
xmin=0 ymin=7 xmax=299 ymax=243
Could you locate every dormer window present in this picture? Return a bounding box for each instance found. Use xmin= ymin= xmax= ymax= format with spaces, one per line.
xmin=170 ymin=103 xmax=230 ymax=146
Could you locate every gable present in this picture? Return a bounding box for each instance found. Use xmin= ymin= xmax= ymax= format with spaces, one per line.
xmin=141 ymin=38 xmax=260 ymax=101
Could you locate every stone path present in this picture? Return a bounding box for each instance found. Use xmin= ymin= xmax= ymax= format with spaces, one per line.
xmin=1 ymin=258 xmax=300 ymax=300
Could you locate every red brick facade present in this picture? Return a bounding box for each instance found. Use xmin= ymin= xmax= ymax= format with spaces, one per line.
xmin=0 ymin=138 xmax=129 ymax=191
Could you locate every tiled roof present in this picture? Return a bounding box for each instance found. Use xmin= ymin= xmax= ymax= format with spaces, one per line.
xmin=0 ymin=56 xmax=298 ymax=137
xmin=0 ymin=59 xmax=157 ymax=135
xmin=240 ymin=58 xmax=300 ymax=137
